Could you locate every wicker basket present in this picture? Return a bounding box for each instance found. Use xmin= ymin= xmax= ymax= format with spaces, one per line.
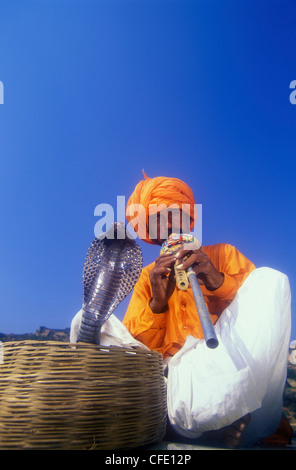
xmin=0 ymin=340 xmax=167 ymax=450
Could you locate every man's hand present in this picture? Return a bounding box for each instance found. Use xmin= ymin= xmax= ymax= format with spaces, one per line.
xmin=175 ymin=247 xmax=224 ymax=291
xmin=149 ymin=253 xmax=177 ymax=313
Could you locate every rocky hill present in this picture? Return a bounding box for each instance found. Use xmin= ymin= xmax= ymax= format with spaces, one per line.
xmin=0 ymin=326 xmax=70 ymax=343
xmin=283 ymin=363 xmax=296 ymax=433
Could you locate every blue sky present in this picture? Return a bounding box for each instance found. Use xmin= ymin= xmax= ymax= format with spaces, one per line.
xmin=0 ymin=0 xmax=295 ymax=342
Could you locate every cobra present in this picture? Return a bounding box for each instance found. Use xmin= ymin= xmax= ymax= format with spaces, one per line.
xmin=77 ymin=222 xmax=143 ymax=344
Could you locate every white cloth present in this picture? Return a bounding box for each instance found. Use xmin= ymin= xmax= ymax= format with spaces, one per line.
xmin=70 ymin=267 xmax=291 ymax=446
xmin=70 ymin=309 xmax=149 ymax=351
xmin=166 ymin=267 xmax=291 ymax=446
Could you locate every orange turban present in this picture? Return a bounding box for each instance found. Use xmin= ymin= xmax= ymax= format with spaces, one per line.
xmin=126 ymin=171 xmax=196 ymax=244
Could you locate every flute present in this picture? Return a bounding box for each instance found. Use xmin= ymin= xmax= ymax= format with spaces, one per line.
xmin=185 ymin=266 xmax=219 ymax=349
xmin=161 ymin=234 xmax=219 ymax=349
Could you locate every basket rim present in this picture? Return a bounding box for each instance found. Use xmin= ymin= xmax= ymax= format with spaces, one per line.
xmin=0 ymin=339 xmax=163 ymax=357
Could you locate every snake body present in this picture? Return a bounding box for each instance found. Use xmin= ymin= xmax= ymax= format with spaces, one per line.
xmin=77 ymin=223 xmax=143 ymax=344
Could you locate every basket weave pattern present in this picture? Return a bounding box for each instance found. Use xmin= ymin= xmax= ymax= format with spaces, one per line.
xmin=0 ymin=340 xmax=167 ymax=450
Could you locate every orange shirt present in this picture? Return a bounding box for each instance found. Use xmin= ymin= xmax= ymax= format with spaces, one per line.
xmin=123 ymin=243 xmax=256 ymax=359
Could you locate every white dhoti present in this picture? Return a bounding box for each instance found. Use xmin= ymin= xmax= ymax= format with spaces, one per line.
xmin=167 ymin=267 xmax=291 ymax=446
xmin=70 ymin=308 xmax=149 ymax=351
xmin=70 ymin=267 xmax=291 ymax=446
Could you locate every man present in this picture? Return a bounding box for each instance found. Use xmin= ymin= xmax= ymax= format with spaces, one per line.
xmin=122 ymin=172 xmax=292 ymax=448
xmin=71 ymin=172 xmax=292 ymax=448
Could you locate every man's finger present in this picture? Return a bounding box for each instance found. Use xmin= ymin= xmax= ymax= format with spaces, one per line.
xmin=155 ymin=254 xmax=178 ymax=268
xmin=175 ymin=252 xmax=197 ymax=270
xmin=153 ymin=266 xmax=173 ymax=278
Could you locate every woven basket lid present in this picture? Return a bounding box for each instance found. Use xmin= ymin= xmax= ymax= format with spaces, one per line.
xmin=0 ymin=340 xmax=167 ymax=450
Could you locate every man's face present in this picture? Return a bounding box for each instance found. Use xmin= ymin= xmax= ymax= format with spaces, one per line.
xmin=148 ymin=209 xmax=191 ymax=245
